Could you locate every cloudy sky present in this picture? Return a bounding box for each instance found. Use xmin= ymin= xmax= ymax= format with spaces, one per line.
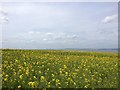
xmin=0 ymin=2 xmax=118 ymax=49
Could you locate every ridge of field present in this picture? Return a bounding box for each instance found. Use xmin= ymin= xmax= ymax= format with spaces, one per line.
xmin=2 ymin=49 xmax=118 ymax=88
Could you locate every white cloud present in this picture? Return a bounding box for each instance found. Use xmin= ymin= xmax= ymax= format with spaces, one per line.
xmin=45 ymin=32 xmax=79 ymax=41
xmin=0 ymin=8 xmax=9 ymax=24
xmin=12 ymin=31 xmax=80 ymax=43
xmin=0 ymin=17 xmax=9 ymax=23
xmin=28 ymin=31 xmax=34 ymax=34
xmin=43 ymin=38 xmax=48 ymax=41
xmin=102 ymin=14 xmax=118 ymax=24
xmin=46 ymin=32 xmax=54 ymax=36
xmin=28 ymin=31 xmax=40 ymax=34
xmin=0 ymin=8 xmax=7 ymax=15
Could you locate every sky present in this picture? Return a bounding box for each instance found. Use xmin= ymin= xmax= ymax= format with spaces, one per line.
xmin=1 ymin=0 xmax=119 ymax=2
xmin=0 ymin=2 xmax=118 ymax=49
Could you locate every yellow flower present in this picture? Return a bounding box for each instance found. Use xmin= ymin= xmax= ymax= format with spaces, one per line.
xmin=82 ymin=73 xmax=85 ymax=77
xmin=24 ymin=62 xmax=27 ymax=66
xmin=84 ymin=85 xmax=87 ymax=88
xmin=19 ymin=75 xmax=23 ymax=79
xmin=39 ymin=71 xmax=42 ymax=74
xmin=15 ymin=59 xmax=18 ymax=63
xmin=65 ymin=72 xmax=68 ymax=75
xmin=63 ymin=65 xmax=67 ymax=69
xmin=28 ymin=82 xmax=32 ymax=85
xmin=56 ymin=79 xmax=60 ymax=85
xmin=28 ymin=81 xmax=36 ymax=88
xmin=68 ymin=77 xmax=71 ymax=81
xmin=75 ymin=69 xmax=79 ymax=72
xmin=33 ymin=76 xmax=37 ymax=79
xmin=84 ymin=84 xmax=90 ymax=88
xmin=5 ymin=74 xmax=9 ymax=77
xmin=74 ymin=82 xmax=76 ymax=85
xmin=41 ymin=76 xmax=45 ymax=81
xmin=4 ymin=78 xmax=7 ymax=81
xmin=52 ymin=79 xmax=55 ymax=81
xmin=52 ymin=74 xmax=55 ymax=77
xmin=48 ymin=82 xmax=51 ymax=84
xmin=60 ymin=71 xmax=62 ymax=74
xmin=85 ymin=78 xmax=89 ymax=83
xmin=47 ymin=68 xmax=49 ymax=71
xmin=18 ymin=85 xmax=21 ymax=88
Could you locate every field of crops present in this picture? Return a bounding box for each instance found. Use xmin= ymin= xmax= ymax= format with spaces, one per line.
xmin=2 ymin=49 xmax=118 ymax=88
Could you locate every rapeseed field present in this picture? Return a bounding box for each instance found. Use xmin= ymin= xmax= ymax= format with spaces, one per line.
xmin=2 ymin=49 xmax=118 ymax=88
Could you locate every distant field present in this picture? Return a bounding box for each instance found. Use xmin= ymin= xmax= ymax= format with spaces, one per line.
xmin=2 ymin=49 xmax=118 ymax=88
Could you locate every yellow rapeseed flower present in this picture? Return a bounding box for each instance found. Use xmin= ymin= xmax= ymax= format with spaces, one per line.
xmin=18 ymin=85 xmax=21 ymax=88
xmin=33 ymin=76 xmax=37 ymax=79
xmin=4 ymin=78 xmax=7 ymax=81
xmin=60 ymin=70 xmax=62 ymax=74
xmin=63 ymin=65 xmax=67 ymax=69
xmin=41 ymin=76 xmax=45 ymax=81
xmin=52 ymin=74 xmax=55 ymax=77
xmin=19 ymin=75 xmax=23 ymax=79
xmin=5 ymin=74 xmax=9 ymax=77
xmin=28 ymin=81 xmax=36 ymax=88
xmin=65 ymin=72 xmax=68 ymax=75
xmin=56 ymin=79 xmax=60 ymax=85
